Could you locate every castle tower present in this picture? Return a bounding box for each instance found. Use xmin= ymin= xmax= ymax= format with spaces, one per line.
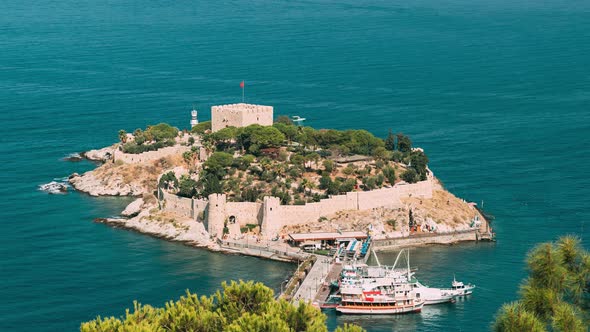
xmin=211 ymin=103 xmax=273 ymax=132
xmin=260 ymin=196 xmax=281 ymax=239
xmin=190 ymin=107 xmax=198 ymax=128
xmin=206 ymin=193 xmax=226 ymax=238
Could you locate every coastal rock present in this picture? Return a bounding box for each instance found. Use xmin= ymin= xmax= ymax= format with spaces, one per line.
xmin=100 ymin=204 xmax=216 ymax=248
xmin=68 ymin=171 xmax=144 ymax=196
xmin=121 ymin=198 xmax=143 ymax=217
xmin=39 ymin=181 xmax=68 ymax=194
xmin=63 ymin=153 xmax=84 ymax=162
xmin=83 ymin=146 xmax=116 ymax=162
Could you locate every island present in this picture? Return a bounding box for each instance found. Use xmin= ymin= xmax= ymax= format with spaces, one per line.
xmin=67 ymin=103 xmax=493 ymax=302
xmin=70 ymin=103 xmax=493 ymax=252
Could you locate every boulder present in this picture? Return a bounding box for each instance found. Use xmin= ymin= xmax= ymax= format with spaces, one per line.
xmin=122 ymin=198 xmax=144 ymax=217
xmin=83 ymin=146 xmax=115 ymax=162
xmin=39 ymin=181 xmax=68 ymax=194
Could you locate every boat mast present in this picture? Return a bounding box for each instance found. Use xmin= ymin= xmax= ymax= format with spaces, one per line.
xmin=407 ymin=249 xmax=411 ymax=279
xmin=392 ymin=249 xmax=404 ymax=270
xmin=372 ymin=249 xmax=382 ymax=267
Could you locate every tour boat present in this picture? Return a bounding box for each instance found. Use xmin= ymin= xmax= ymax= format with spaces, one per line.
xmin=336 ymin=283 xmax=424 ymax=315
xmin=451 ymin=278 xmax=475 ymax=296
xmin=334 ymin=250 xmax=474 ymax=305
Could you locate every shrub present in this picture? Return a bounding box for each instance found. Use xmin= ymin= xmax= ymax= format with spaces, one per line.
xmin=401 ymin=169 xmax=418 ymax=183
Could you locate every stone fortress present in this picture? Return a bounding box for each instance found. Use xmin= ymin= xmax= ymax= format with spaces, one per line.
xmin=211 ymin=103 xmax=273 ymax=132
xmin=157 ymin=102 xmax=443 ymax=240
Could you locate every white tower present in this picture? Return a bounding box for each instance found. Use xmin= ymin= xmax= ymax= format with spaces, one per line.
xmin=190 ymin=107 xmax=198 ymax=128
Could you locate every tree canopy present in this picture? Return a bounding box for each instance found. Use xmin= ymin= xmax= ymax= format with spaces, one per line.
xmin=493 ymin=236 xmax=590 ymax=331
xmin=191 ymin=121 xmax=212 ymax=134
xmin=80 ymin=280 xmax=365 ymax=332
xmin=120 ymin=123 xmax=178 ymax=154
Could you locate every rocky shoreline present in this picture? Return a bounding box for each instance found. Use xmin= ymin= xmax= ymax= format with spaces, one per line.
xmin=61 ymin=142 xmax=492 ymax=264
xmin=95 ymin=197 xmax=218 ymax=249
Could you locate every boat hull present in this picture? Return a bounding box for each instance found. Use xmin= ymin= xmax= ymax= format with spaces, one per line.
xmin=336 ymin=303 xmax=423 ymax=315
xmin=424 ymin=297 xmax=454 ymax=305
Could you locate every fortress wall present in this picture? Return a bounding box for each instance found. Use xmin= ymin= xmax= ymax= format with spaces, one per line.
xmin=257 ymin=179 xmax=434 ymax=238
xmin=114 ymin=145 xmax=190 ymax=164
xmin=211 ymin=107 xmax=243 ymax=132
xmin=241 ymin=108 xmax=273 ymax=128
xmin=161 ymin=191 xmax=194 ymax=219
xmin=225 ymin=202 xmax=262 ymax=227
xmin=194 ymin=199 xmax=208 ymax=221
xmin=158 ymin=178 xmax=435 ymax=239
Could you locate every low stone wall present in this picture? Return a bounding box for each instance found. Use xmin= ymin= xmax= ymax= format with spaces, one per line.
xmin=114 ymin=145 xmax=190 ymax=164
xmin=160 ymin=191 xmax=207 ymax=220
xmin=372 ymin=229 xmax=478 ymax=251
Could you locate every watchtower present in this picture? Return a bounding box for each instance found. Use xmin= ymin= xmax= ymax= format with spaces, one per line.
xmin=211 ymin=103 xmax=273 ymax=132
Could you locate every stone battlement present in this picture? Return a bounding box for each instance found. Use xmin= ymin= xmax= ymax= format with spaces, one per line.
xmin=160 ymin=178 xmax=434 ymax=240
xmin=211 ymin=103 xmax=273 ymax=132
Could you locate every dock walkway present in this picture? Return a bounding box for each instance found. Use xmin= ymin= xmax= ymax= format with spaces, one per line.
xmin=292 ymin=255 xmax=333 ymax=305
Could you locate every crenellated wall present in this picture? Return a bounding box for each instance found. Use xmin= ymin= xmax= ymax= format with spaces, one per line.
xmin=226 ymin=202 xmax=262 ymax=227
xmin=160 ymin=178 xmax=433 ymax=239
xmin=160 ymin=191 xmax=207 ymax=220
xmin=114 ymin=145 xmax=190 ymax=164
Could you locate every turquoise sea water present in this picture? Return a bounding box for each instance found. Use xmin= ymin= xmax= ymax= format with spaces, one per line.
xmin=1 ymin=0 xmax=589 ymax=330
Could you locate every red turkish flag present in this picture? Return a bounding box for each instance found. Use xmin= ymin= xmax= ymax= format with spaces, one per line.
xmin=240 ymin=81 xmax=245 ymax=88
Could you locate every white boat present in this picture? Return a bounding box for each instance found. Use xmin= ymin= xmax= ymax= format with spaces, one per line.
xmin=336 ymin=282 xmax=424 ymax=315
xmin=291 ymin=115 xmax=306 ymax=122
xmin=451 ymin=277 xmax=475 ymax=296
xmin=412 ymin=281 xmax=456 ymax=305
xmin=335 ymin=250 xmax=475 ymax=306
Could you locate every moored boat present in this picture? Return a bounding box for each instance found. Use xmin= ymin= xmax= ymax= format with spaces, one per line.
xmin=451 ymin=278 xmax=475 ymax=296
xmin=336 ymin=283 xmax=424 ymax=315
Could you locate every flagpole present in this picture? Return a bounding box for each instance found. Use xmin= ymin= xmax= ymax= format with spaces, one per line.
xmin=242 ymin=80 xmax=245 ymax=103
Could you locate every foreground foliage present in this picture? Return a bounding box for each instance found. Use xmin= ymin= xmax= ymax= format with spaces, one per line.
xmin=81 ymin=280 xmax=364 ymax=332
xmin=493 ymin=236 xmax=590 ymax=331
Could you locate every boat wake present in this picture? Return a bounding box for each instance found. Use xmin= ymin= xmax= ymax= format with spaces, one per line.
xmin=62 ymin=152 xmax=84 ymax=162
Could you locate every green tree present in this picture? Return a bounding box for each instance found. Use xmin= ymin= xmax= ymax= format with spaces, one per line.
xmin=396 ymin=133 xmax=412 ymax=153
xmin=335 ymin=323 xmax=367 ymax=332
xmin=81 ymin=280 xmax=361 ymax=332
xmin=493 ymin=302 xmax=546 ymax=332
xmin=273 ymin=122 xmax=298 ymax=143
xmin=339 ymin=178 xmax=356 ymax=193
xmin=319 ymin=174 xmax=332 ymax=190
xmin=147 ymin=123 xmax=179 ymax=142
xmin=383 ymin=166 xmax=396 ymax=184
xmin=191 ymin=121 xmax=211 ymax=134
xmin=158 ymin=171 xmax=178 ymax=190
xmin=205 ymin=152 xmax=234 ymax=176
xmin=409 ymin=150 xmax=429 ymax=180
xmin=384 ymin=129 xmax=396 ymax=151
xmin=493 ymin=236 xmax=590 ymax=332
xmin=372 ymin=146 xmax=389 ymax=160
xmin=201 ymin=173 xmax=223 ymax=198
xmin=118 ymin=129 xmax=127 ymax=143
xmin=323 ymin=159 xmax=335 ymax=173
xmin=177 ymin=175 xmax=197 ymax=198
xmin=275 ymin=115 xmax=293 ymax=125
xmin=401 ymin=168 xmax=418 ymax=183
